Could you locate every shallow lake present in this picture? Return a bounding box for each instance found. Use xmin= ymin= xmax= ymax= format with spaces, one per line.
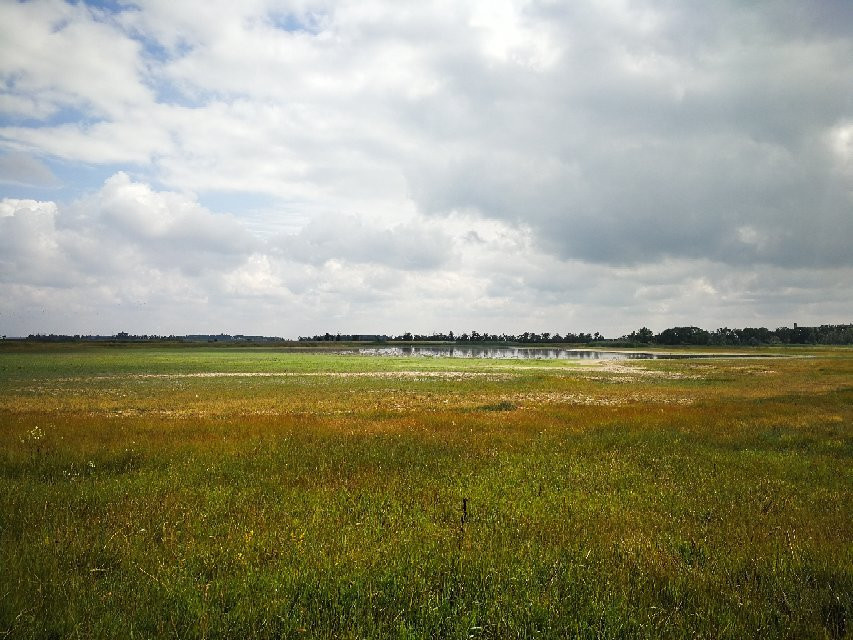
xmin=352 ymin=346 xmax=773 ymax=360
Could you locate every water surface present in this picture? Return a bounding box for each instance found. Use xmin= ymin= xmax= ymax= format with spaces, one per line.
xmin=353 ymin=346 xmax=771 ymax=360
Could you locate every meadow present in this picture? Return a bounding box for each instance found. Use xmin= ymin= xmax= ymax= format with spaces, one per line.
xmin=0 ymin=343 xmax=850 ymax=639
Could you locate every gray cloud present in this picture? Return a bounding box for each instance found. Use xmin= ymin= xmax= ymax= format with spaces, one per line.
xmin=400 ymin=1 xmax=853 ymax=268
xmin=0 ymin=152 xmax=59 ymax=187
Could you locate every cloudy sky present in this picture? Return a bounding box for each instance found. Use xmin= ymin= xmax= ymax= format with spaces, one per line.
xmin=1 ymin=0 xmax=851 ymax=338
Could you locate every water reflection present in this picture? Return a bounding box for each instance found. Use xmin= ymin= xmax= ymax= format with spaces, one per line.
xmin=350 ymin=346 xmax=775 ymax=360
xmin=357 ymin=347 xmax=663 ymax=360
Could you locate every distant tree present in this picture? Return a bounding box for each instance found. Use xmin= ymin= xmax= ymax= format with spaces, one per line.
xmin=712 ymin=327 xmax=738 ymax=345
xmin=656 ymin=326 xmax=710 ymax=345
xmin=736 ymin=327 xmax=771 ymax=345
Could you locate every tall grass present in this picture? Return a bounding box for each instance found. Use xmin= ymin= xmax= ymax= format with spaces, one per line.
xmin=1 ymin=345 xmax=850 ymax=638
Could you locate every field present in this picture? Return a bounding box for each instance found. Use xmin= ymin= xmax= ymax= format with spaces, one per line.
xmin=1 ymin=344 xmax=851 ymax=639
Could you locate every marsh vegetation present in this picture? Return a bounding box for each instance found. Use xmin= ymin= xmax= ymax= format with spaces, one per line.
xmin=1 ymin=345 xmax=850 ymax=638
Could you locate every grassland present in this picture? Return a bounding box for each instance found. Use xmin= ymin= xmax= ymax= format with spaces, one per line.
xmin=0 ymin=344 xmax=850 ymax=639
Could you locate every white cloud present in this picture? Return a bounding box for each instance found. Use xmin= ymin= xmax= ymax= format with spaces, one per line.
xmin=93 ymin=172 xmax=249 ymax=249
xmin=1 ymin=175 xmax=851 ymax=337
xmin=0 ymin=1 xmax=851 ymax=335
xmin=276 ymin=212 xmax=452 ymax=269
xmin=0 ymin=0 xmax=153 ymax=120
xmin=1 ymin=117 xmax=173 ymax=165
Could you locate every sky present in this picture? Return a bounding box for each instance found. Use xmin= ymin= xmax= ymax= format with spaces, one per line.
xmin=1 ymin=0 xmax=851 ymax=338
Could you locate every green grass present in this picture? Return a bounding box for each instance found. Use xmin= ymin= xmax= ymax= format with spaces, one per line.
xmin=0 ymin=344 xmax=851 ymax=638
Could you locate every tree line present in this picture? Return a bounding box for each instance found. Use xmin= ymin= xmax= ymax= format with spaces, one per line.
xmin=302 ymin=323 xmax=853 ymax=346
xmin=624 ymin=324 xmax=853 ymax=346
xmin=13 ymin=323 xmax=853 ymax=346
